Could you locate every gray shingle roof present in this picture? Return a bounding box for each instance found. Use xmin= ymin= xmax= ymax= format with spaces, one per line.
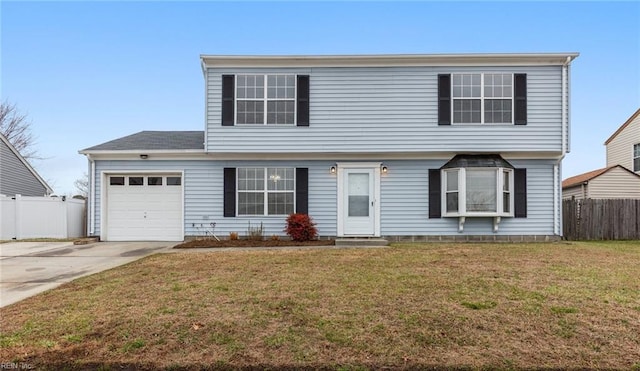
xmin=82 ymin=131 xmax=204 ymax=151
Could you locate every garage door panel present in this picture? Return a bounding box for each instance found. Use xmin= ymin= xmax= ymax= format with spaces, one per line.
xmin=106 ymin=174 xmax=183 ymax=241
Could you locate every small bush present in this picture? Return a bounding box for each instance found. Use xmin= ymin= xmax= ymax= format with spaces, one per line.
xmin=284 ymin=213 xmax=318 ymax=242
xmin=270 ymin=234 xmax=280 ymax=241
xmin=229 ymin=232 xmax=239 ymax=240
xmin=247 ymin=221 xmax=264 ymax=241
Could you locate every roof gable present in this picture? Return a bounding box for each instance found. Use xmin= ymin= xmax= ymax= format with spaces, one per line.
xmin=0 ymin=133 xmax=53 ymax=194
xmin=604 ymin=108 xmax=640 ymax=145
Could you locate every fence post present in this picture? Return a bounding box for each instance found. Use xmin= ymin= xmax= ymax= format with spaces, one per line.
xmin=14 ymin=194 xmax=22 ymax=240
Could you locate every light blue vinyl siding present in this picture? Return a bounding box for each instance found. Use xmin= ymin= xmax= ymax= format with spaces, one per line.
xmin=205 ymin=67 xmax=563 ymax=154
xmin=93 ymin=159 xmax=556 ymax=238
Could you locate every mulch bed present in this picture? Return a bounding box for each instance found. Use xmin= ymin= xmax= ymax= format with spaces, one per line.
xmin=174 ymin=238 xmax=335 ymax=248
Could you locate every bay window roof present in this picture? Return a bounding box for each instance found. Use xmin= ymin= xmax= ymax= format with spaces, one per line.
xmin=440 ymin=154 xmax=514 ymax=169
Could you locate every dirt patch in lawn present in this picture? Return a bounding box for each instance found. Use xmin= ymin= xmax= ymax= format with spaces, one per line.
xmin=1 ymin=241 xmax=639 ymax=370
xmin=174 ymin=238 xmax=335 ymax=248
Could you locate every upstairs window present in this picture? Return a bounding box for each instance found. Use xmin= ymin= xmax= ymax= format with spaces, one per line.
xmin=452 ymin=73 xmax=513 ymax=124
xmin=222 ymin=74 xmax=309 ymax=127
xmin=438 ymin=73 xmax=526 ymax=126
xmin=634 ymin=143 xmax=640 ymax=172
xmin=236 ymin=75 xmax=296 ymax=125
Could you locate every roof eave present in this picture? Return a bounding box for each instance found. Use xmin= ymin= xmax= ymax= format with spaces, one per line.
xmin=200 ymin=53 xmax=580 ymax=68
xmin=79 ymin=149 xmax=205 ymax=155
xmin=604 ymin=108 xmax=640 ymax=145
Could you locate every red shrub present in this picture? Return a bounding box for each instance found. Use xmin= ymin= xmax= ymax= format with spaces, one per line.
xmin=284 ymin=213 xmax=318 ymax=242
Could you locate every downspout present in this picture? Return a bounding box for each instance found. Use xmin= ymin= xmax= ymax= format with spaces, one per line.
xmin=555 ymin=56 xmax=572 ymax=236
xmin=88 ymin=155 xmax=95 ymax=236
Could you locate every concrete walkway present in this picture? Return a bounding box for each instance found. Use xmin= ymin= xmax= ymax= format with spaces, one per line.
xmin=0 ymin=241 xmax=174 ymax=307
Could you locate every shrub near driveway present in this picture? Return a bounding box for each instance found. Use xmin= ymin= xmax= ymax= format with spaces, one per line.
xmin=1 ymin=241 xmax=639 ymax=370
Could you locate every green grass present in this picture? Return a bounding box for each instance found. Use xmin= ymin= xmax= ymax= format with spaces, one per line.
xmin=1 ymin=241 xmax=639 ymax=370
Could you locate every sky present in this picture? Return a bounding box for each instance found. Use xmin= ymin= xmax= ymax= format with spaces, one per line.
xmin=1 ymin=1 xmax=639 ymax=195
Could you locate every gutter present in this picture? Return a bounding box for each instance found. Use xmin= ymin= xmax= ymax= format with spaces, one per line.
xmin=87 ymin=154 xmax=95 ymax=236
xmin=555 ymin=56 xmax=573 ymax=237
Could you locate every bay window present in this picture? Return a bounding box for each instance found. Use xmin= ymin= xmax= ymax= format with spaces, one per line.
xmin=441 ymin=158 xmax=515 ymax=217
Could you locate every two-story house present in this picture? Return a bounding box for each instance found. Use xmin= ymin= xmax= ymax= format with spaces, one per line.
xmin=80 ymin=53 xmax=578 ymax=242
xmin=563 ymin=108 xmax=640 ymax=200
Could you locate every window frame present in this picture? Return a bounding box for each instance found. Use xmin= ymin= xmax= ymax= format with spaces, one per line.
xmin=633 ymin=143 xmax=640 ymax=173
xmin=236 ymin=167 xmax=296 ymax=216
xmin=451 ymin=72 xmax=514 ymax=125
xmin=441 ymin=167 xmax=514 ymax=217
xmin=235 ymin=74 xmax=297 ymax=126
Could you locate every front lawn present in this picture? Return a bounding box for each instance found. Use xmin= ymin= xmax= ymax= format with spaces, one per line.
xmin=1 ymin=241 xmax=639 ymax=370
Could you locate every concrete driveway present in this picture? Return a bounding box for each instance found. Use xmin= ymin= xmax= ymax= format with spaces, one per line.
xmin=0 ymin=241 xmax=174 ymax=307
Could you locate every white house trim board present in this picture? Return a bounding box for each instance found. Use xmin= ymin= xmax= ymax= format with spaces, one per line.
xmin=336 ymin=162 xmax=381 ymax=237
xmin=100 ymin=170 xmax=185 ymax=241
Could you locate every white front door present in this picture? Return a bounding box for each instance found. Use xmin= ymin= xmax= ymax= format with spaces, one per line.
xmin=342 ymin=168 xmax=376 ymax=236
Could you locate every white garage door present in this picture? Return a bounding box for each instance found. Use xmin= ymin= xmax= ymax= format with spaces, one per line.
xmin=106 ymin=174 xmax=183 ymax=241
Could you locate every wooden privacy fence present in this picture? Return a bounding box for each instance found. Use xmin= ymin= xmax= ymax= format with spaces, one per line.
xmin=563 ymin=199 xmax=640 ymax=240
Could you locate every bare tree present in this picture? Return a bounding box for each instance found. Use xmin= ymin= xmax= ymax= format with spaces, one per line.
xmin=74 ymin=172 xmax=89 ymax=197
xmin=0 ymin=100 xmax=39 ymax=159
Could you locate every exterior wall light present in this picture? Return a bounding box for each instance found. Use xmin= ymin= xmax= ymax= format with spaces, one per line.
xmin=381 ymin=165 xmax=388 ymax=174
xmin=140 ymin=154 xmax=149 ymax=159
xmin=330 ymin=165 xmax=337 ymax=174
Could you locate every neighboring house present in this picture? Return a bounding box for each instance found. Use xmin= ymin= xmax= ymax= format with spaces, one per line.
xmin=562 ymin=107 xmax=640 ymax=200
xmin=562 ymin=165 xmax=640 ymax=200
xmin=605 ymin=108 xmax=640 ymax=173
xmin=0 ymin=133 xmax=52 ymax=197
xmin=80 ymin=53 xmax=578 ymax=242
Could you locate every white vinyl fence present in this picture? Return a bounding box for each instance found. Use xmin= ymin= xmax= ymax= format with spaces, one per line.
xmin=0 ymin=195 xmax=85 ymax=240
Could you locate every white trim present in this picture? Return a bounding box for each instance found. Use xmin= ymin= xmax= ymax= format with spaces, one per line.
xmin=196 ymin=152 xmax=567 ymax=161
xmin=553 ymin=164 xmax=560 ymax=236
xmin=633 ymin=143 xmax=640 ymax=173
xmin=201 ymin=53 xmax=580 ymax=68
xmin=82 ymin=151 xmax=567 ymax=162
xmin=0 ymin=133 xmax=53 ymax=195
xmin=79 ymin=149 xmax=204 ymax=155
xmin=441 ymin=167 xmax=514 ymax=219
xmin=336 ymin=162 xmax=381 ymax=237
xmin=89 ymin=156 xmax=95 ymax=235
xmin=100 ymin=170 xmax=184 ymax=241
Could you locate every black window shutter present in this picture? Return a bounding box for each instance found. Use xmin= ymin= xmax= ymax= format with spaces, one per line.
xmin=296 ymin=168 xmax=309 ymax=214
xmin=438 ymin=74 xmax=451 ymax=126
xmin=297 ymin=75 xmax=310 ymax=126
xmin=514 ymin=74 xmax=527 ymax=125
xmin=514 ymin=168 xmax=527 ymax=218
xmin=223 ymin=168 xmax=236 ymax=217
xmin=222 ymin=75 xmax=235 ymax=126
xmin=428 ymin=169 xmax=441 ymax=218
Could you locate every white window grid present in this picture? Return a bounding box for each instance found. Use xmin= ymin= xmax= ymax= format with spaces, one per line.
xmin=237 ymin=167 xmax=296 ymax=216
xmin=634 ymin=143 xmax=640 ymax=172
xmin=451 ymin=73 xmax=514 ymax=124
xmin=235 ymin=74 xmax=297 ymax=126
xmin=441 ymin=167 xmax=514 ymax=217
